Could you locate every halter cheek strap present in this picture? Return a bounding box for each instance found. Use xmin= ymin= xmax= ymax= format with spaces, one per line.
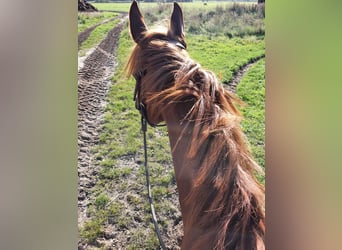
xmin=133 ymin=72 xmax=166 ymax=128
xmin=133 ymin=38 xmax=186 ymax=128
xmin=133 ymin=74 xmax=167 ymax=250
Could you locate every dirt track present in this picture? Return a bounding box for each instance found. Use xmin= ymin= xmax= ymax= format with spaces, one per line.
xmin=225 ymin=55 xmax=265 ymax=93
xmin=78 ymin=14 xmax=126 ymax=235
xmin=78 ymin=17 xmax=118 ymax=49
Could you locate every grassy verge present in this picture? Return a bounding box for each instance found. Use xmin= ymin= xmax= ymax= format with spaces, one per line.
xmin=236 ymin=59 xmax=265 ymax=182
xmin=187 ymin=35 xmax=264 ymax=83
xmin=92 ymin=2 xmax=131 ymax=12
xmin=79 ymin=19 xmax=120 ymax=53
xmin=137 ymin=2 xmax=264 ymax=38
xmin=182 ymin=2 xmax=264 ymax=37
xmin=78 ymin=12 xmax=118 ymax=33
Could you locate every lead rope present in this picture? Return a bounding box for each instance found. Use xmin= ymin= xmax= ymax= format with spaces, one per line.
xmin=141 ymin=115 xmax=167 ymax=250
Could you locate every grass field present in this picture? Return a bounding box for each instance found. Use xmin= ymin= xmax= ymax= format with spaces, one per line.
xmin=92 ymin=1 xmax=264 ymax=37
xmin=78 ymin=12 xmax=118 ymax=33
xmin=79 ymin=1 xmax=265 ymax=248
xmin=79 ymin=19 xmax=120 ymax=53
xmin=92 ymin=1 xmax=259 ymax=12
xmin=237 ymin=58 xmax=265 ymax=181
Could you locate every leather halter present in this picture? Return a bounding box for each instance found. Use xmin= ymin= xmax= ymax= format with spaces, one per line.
xmin=133 ymin=70 xmax=165 ymax=128
xmin=133 ymin=39 xmax=186 ymax=127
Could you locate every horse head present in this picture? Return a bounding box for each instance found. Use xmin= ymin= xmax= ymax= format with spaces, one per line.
xmin=128 ymin=1 xmax=189 ymax=125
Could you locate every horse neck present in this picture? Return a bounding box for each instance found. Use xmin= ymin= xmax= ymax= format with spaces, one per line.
xmin=160 ymin=95 xmax=265 ymax=250
xmin=142 ymin=54 xmax=265 ymax=248
xmin=163 ymin=103 xmax=223 ymax=249
xmin=162 ymin=102 xmax=197 ymax=228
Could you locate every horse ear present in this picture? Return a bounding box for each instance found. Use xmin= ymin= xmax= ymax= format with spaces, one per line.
xmin=129 ymin=0 xmax=148 ymax=43
xmin=169 ymin=2 xmax=185 ymax=40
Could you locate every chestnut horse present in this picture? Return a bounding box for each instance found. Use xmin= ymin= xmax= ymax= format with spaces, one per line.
xmin=127 ymin=1 xmax=265 ymax=249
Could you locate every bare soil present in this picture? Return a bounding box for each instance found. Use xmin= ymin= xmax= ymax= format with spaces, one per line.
xmin=78 ymin=14 xmax=126 ymax=244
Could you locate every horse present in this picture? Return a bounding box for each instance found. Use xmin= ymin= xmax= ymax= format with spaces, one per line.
xmin=126 ymin=1 xmax=265 ymax=249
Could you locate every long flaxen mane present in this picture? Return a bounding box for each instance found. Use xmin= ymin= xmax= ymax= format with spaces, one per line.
xmin=127 ymin=2 xmax=265 ymax=249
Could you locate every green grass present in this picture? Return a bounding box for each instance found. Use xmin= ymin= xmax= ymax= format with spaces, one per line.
xmin=80 ymin=218 xmax=104 ymax=244
xmin=93 ymin=1 xmax=260 ymax=13
xmin=91 ymin=2 xmax=264 ymax=40
xmin=78 ymin=12 xmax=118 ymax=33
xmin=79 ymin=19 xmax=120 ymax=53
xmin=187 ymin=35 xmax=265 ymax=82
xmin=94 ymin=193 xmax=110 ymax=209
xmin=127 ymin=228 xmax=159 ymax=250
xmin=92 ymin=2 xmax=131 ymax=12
xmin=80 ymin=199 xmax=126 ymax=245
xmin=187 ymin=36 xmax=265 ymax=175
xmin=134 ymin=2 xmax=264 ymax=38
xmin=183 ymin=2 xmax=264 ymax=37
xmin=237 ymin=59 xmax=265 ymax=182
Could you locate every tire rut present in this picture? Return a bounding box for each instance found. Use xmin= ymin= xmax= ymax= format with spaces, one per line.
xmin=78 ymin=13 xmax=125 ymax=49
xmin=78 ymin=16 xmax=127 ymax=231
xmin=225 ymin=55 xmax=265 ymax=93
